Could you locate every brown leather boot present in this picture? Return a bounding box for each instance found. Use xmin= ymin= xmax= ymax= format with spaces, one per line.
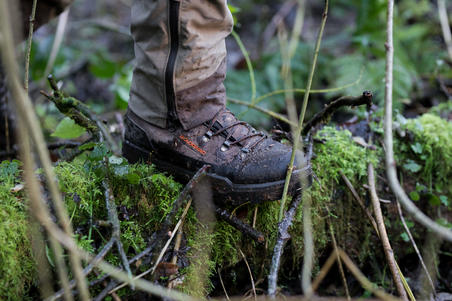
xmin=123 ymin=109 xmax=311 ymax=205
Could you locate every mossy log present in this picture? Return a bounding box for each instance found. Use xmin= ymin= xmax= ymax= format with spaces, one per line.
xmin=0 ymin=111 xmax=451 ymax=299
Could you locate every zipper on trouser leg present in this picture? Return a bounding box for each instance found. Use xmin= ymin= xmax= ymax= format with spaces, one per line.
xmin=165 ymin=0 xmax=180 ymax=127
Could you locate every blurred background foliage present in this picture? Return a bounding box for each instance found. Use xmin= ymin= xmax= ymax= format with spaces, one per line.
xmin=28 ymin=0 xmax=451 ymax=135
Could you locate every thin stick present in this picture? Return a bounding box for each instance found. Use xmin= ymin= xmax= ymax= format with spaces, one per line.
xmin=43 ymin=9 xmax=70 ymax=78
xmin=302 ymin=91 xmax=373 ymax=135
xmin=24 ymin=0 xmax=38 ymax=92
xmin=301 ymin=193 xmax=314 ymax=295
xmin=0 ymin=2 xmax=90 ymax=299
xmin=102 ymin=179 xmax=133 ymax=287
xmin=218 ymin=269 xmax=231 ymax=301
xmin=278 ymin=22 xmax=299 ymax=132
xmin=396 ymin=201 xmax=435 ymax=293
xmin=368 ymin=163 xmax=407 ymax=300
xmin=231 ymin=30 xmax=256 ymax=102
xmin=216 ymin=207 xmax=265 ymax=243
xmin=228 ymin=97 xmax=296 ymax=127
xmin=18 ymin=122 xmax=56 ymax=299
xmin=279 ymin=0 xmax=328 ymax=221
xmin=337 ymin=249 xmax=400 ymax=301
xmin=328 ymin=220 xmax=350 ymax=301
xmin=267 ymin=192 xmax=303 ymax=296
xmin=23 ymin=2 xmax=73 ymax=300
xmin=240 ymin=248 xmax=257 ymax=301
xmin=252 ymin=70 xmax=363 ymax=106
xmin=438 ymin=0 xmax=452 ymax=60
xmin=109 ymin=198 xmax=193 ymax=294
xmin=339 ymin=170 xmax=379 ymax=234
xmin=383 ymin=0 xmax=452 ymax=242
xmin=310 ymin=250 xmax=337 ymax=292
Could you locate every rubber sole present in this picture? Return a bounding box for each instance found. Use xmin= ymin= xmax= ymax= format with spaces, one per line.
xmin=123 ymin=139 xmax=311 ymax=205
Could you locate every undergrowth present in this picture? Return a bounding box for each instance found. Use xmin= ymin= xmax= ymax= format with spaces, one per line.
xmin=1 ymin=112 xmax=450 ymax=298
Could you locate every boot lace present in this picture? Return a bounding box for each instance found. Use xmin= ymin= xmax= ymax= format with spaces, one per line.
xmin=203 ymin=109 xmax=267 ymax=153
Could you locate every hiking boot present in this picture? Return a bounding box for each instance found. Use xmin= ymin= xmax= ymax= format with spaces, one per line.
xmin=123 ymin=109 xmax=311 ymax=205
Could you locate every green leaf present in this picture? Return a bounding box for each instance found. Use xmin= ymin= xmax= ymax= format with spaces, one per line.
xmin=403 ymin=160 xmax=422 ymax=173
xmin=400 ymin=232 xmax=409 ymax=242
xmin=427 ymin=193 xmax=441 ymax=206
xmin=78 ymin=142 xmax=97 ymax=151
xmin=410 ymin=142 xmax=423 ymax=154
xmin=440 ymin=195 xmax=449 ymax=207
xmin=51 ymin=117 xmax=86 ymax=139
xmin=126 ymin=173 xmax=140 ymax=185
xmin=409 ymin=191 xmax=420 ymax=201
xmin=88 ymin=144 xmax=108 ymax=161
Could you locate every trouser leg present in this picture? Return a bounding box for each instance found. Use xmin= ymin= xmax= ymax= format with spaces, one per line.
xmin=128 ymin=0 xmax=233 ymax=130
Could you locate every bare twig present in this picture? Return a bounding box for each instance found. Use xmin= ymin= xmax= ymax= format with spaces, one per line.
xmin=51 ymin=238 xmax=116 ymax=300
xmin=302 ymin=91 xmax=373 ymax=135
xmin=43 ymin=9 xmax=70 ymax=78
xmin=383 ymin=0 xmax=452 ymax=241
xmin=228 ymin=97 xmax=296 ymax=127
xmin=327 ymin=217 xmax=350 ymax=301
xmin=438 ymin=0 xmax=452 ymax=60
xmin=396 ymin=201 xmax=436 ymax=293
xmin=216 ymin=208 xmax=265 ymax=243
xmin=231 ymin=30 xmax=256 ymax=102
xmin=368 ymin=164 xmax=407 ymax=300
xmin=109 ymin=198 xmax=193 ymax=294
xmin=24 ymin=0 xmax=38 ymax=92
xmin=279 ymin=0 xmax=328 ymax=221
xmin=267 ymin=192 xmax=303 ymax=296
xmin=1 ymin=2 xmax=90 ymax=299
xmin=337 ymin=249 xmax=400 ymax=301
xmin=311 ymin=250 xmax=336 ymax=292
xmin=103 ymin=180 xmax=133 ymax=287
xmin=339 ymin=170 xmax=379 ymax=234
xmin=260 ymin=1 xmax=297 ymax=54
xmin=218 ymin=268 xmax=231 ymax=301
xmin=240 ymin=248 xmax=257 ymax=301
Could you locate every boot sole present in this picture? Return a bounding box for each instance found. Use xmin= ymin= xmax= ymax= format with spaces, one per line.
xmin=123 ymin=140 xmax=311 ymax=205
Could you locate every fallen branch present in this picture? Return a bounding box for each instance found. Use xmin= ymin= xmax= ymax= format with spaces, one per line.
xmin=267 ymin=191 xmax=303 ymax=296
xmin=368 ymin=163 xmax=407 ymax=300
xmin=102 ymin=179 xmax=133 ymax=287
xmin=302 ymin=91 xmax=373 ymax=135
xmin=216 ymin=208 xmax=265 ymax=243
xmin=41 ymin=75 xmax=120 ymax=154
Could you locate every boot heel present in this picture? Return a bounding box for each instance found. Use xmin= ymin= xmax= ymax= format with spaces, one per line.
xmin=122 ymin=140 xmax=151 ymax=164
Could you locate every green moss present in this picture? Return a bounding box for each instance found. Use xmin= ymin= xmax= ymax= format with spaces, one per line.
xmin=404 ymin=114 xmax=452 ymax=195
xmin=0 ymin=161 xmax=36 ymax=300
xmin=182 ymin=217 xmax=216 ymax=298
